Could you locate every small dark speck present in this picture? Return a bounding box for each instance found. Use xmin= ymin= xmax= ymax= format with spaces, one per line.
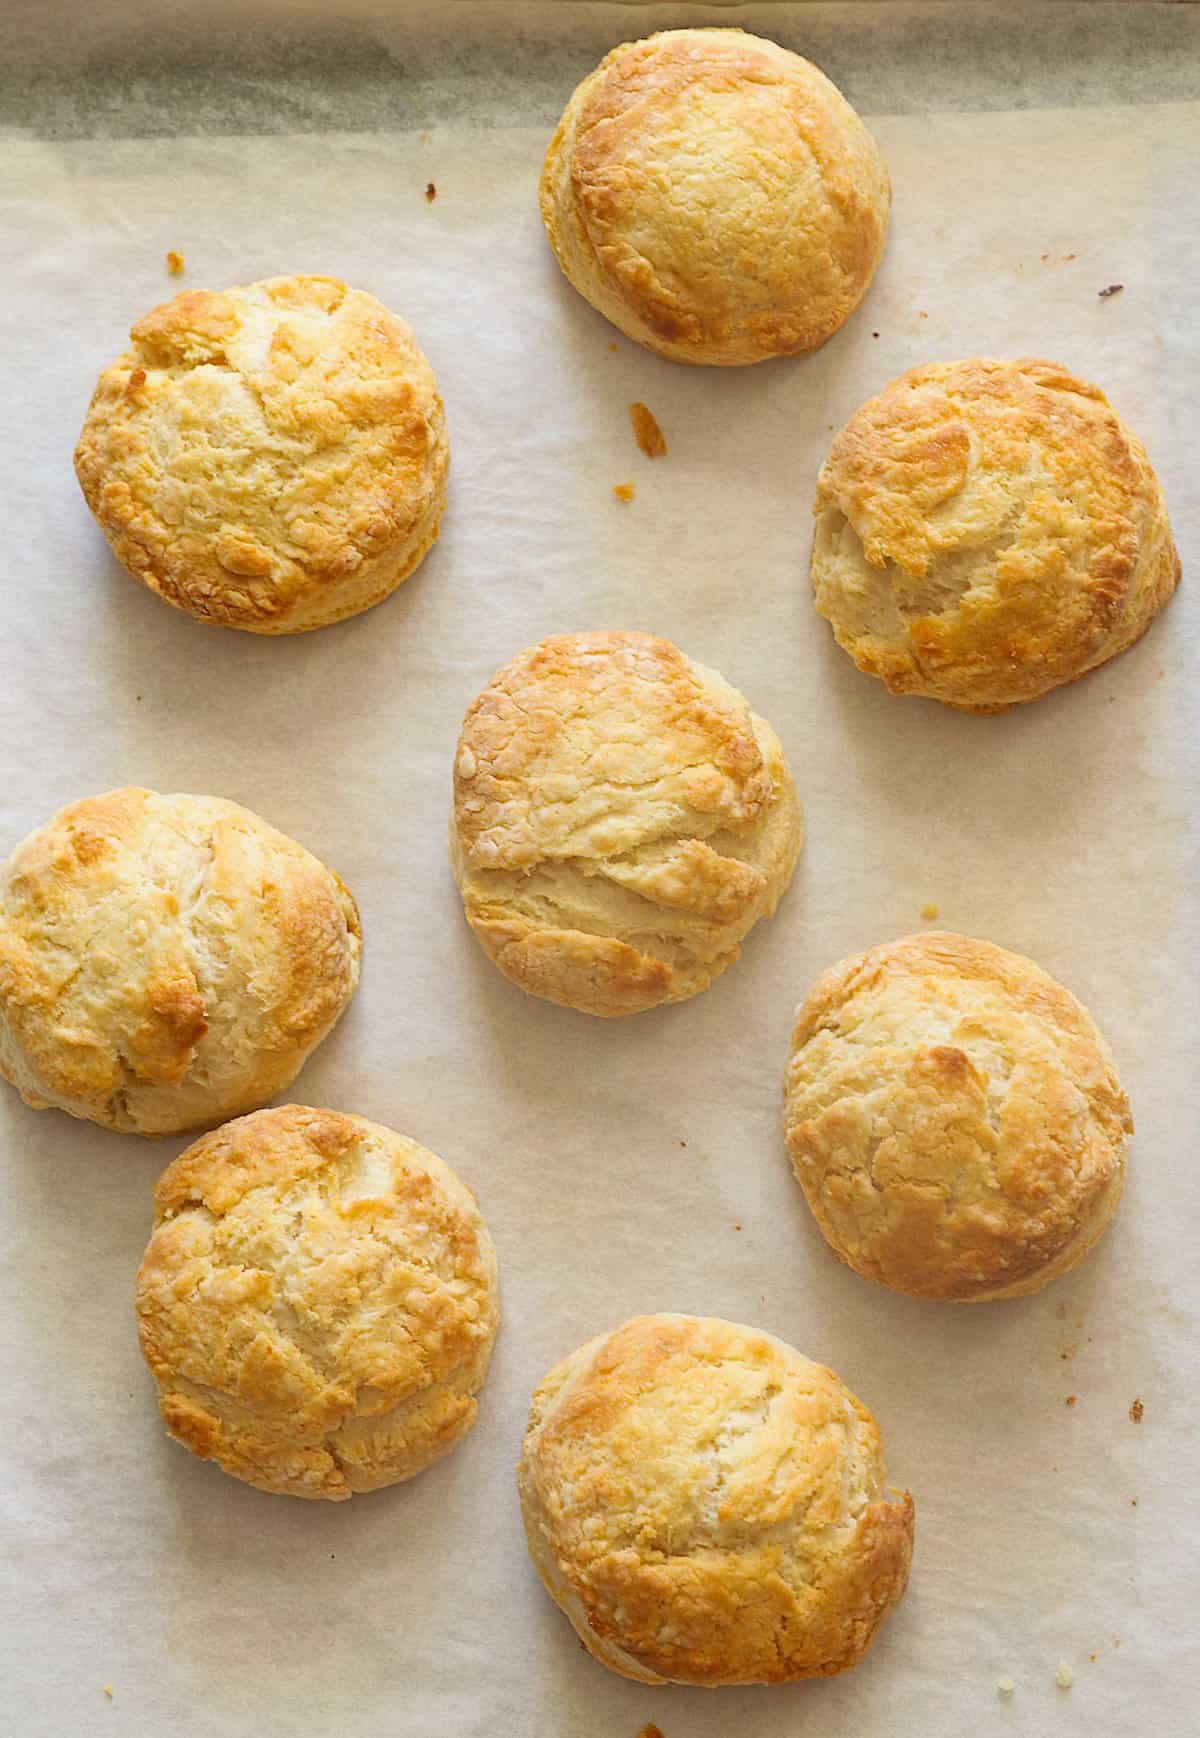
xmin=679 ymin=1139 xmax=686 ymax=1148
xmin=136 ymin=694 xmax=142 ymax=701
xmin=1065 ymin=1395 xmax=1077 ymax=1407
xmin=1130 ymin=1498 xmax=1138 ymax=1507
xmin=425 ymin=181 xmax=437 ymax=203
xmin=734 ymin=1223 xmax=742 ymax=1231
xmin=872 ymin=331 xmax=879 ymax=338
xmin=1098 ymin=283 xmax=1124 ymax=299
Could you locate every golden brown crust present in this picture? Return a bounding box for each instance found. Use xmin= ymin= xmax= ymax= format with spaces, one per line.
xmin=811 ymin=357 xmax=1180 ymax=710
xmin=518 ymin=1314 xmax=913 ymax=1684
xmin=783 ymin=932 xmax=1132 ymax=1301
xmin=0 ymin=789 xmax=361 ymax=1135
xmin=540 ymin=29 xmax=890 ymax=366
xmin=74 ymin=275 xmax=449 ymax=634
xmin=136 ymin=1105 xmax=499 ymax=1499
xmin=450 ymin=631 xmax=802 ymax=1016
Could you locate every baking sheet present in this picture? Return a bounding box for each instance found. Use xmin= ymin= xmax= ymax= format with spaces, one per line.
xmin=0 ymin=6 xmax=1197 ymax=1737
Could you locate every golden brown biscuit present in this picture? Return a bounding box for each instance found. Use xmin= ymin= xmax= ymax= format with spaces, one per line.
xmin=75 ymin=275 xmax=448 ymax=633
xmin=783 ymin=932 xmax=1132 ymax=1301
xmin=136 ymin=1105 xmax=499 ymax=1498
xmin=540 ymin=29 xmax=890 ymax=366
xmin=519 ymin=1314 xmax=913 ymax=1684
xmin=0 ymin=789 xmax=361 ymax=1135
xmin=811 ymin=358 xmax=1179 ymax=710
xmin=450 ymin=631 xmax=802 ymax=1016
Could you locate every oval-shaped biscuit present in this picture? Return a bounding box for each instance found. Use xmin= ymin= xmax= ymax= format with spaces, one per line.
xmin=450 ymin=631 xmax=802 ymax=1015
xmin=540 ymin=29 xmax=890 ymax=365
xmin=519 ymin=1313 xmax=913 ymax=1683
xmin=136 ymin=1105 xmax=499 ymax=1498
xmin=0 ymin=788 xmax=361 ymax=1134
xmin=75 ymin=275 xmax=448 ymax=633
xmin=783 ymin=932 xmax=1132 ymax=1300
xmin=811 ymin=358 xmax=1179 ymax=710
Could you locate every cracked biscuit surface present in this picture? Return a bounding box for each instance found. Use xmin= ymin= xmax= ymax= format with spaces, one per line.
xmin=783 ymin=932 xmax=1132 ymax=1301
xmin=518 ymin=1313 xmax=913 ymax=1684
xmin=75 ymin=274 xmax=448 ymax=633
xmin=450 ymin=631 xmax=802 ymax=1016
xmin=811 ymin=357 xmax=1179 ymax=710
xmin=0 ymin=788 xmax=361 ymax=1135
xmin=540 ymin=28 xmax=890 ymax=365
xmin=136 ymin=1105 xmax=499 ymax=1499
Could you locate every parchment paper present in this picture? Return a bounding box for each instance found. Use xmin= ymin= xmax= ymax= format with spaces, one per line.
xmin=0 ymin=7 xmax=1197 ymax=1737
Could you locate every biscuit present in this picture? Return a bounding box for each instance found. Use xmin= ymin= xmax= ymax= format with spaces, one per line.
xmin=783 ymin=932 xmax=1132 ymax=1301
xmin=450 ymin=631 xmax=802 ymax=1016
xmin=136 ymin=1105 xmax=499 ymax=1498
xmin=540 ymin=29 xmax=890 ymax=365
xmin=0 ymin=788 xmax=361 ymax=1135
xmin=518 ymin=1313 xmax=913 ymax=1684
xmin=75 ymin=275 xmax=448 ymax=633
xmin=811 ymin=358 xmax=1179 ymax=710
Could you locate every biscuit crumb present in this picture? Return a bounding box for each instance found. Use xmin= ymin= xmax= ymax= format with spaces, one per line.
xmin=1063 ymin=252 xmax=1077 ymax=261
xmin=1098 ymin=283 xmax=1124 ymax=299
xmin=425 ymin=181 xmax=437 ymax=202
xmin=608 ymin=341 xmax=619 ymax=353
xmin=1129 ymin=1397 xmax=1144 ymax=1423
xmin=165 ymin=250 xmax=185 ymax=276
xmin=126 ymin=367 xmax=146 ymax=393
xmin=1089 ymin=1652 xmax=1097 ymax=1662
xmin=1056 ymin=1661 xmax=1073 ymax=1690
xmin=1041 ymin=251 xmax=1050 ymax=261
xmin=920 ymin=903 xmax=939 ymax=921
xmin=734 ymin=1223 xmax=742 ymax=1231
xmin=997 ymin=1676 xmax=1015 ymax=1698
xmin=1131 ymin=1498 xmax=1137 ymax=1506
xmin=637 ymin=1726 xmax=665 ymax=1738
xmin=678 ymin=1139 xmax=686 ymax=1149
xmin=919 ymin=309 xmax=928 ymax=318
xmin=630 ymin=402 xmax=667 ymax=458
xmin=103 ymin=1685 xmax=114 ymax=1699
xmin=613 ymin=482 xmax=635 ymax=503
xmin=1065 ymin=1395 xmax=1076 ymax=1407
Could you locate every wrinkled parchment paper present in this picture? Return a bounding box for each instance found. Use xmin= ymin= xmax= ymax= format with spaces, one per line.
xmin=0 ymin=7 xmax=1196 ymax=1736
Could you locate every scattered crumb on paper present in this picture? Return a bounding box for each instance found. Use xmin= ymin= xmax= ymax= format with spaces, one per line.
xmin=921 ymin=902 xmax=939 ymax=920
xmin=1099 ymin=282 xmax=1124 ymax=298
xmin=165 ymin=249 xmax=184 ymax=275
xmin=425 ymin=181 xmax=437 ymax=202
xmin=1065 ymin=1394 xmax=1077 ymax=1407
xmin=612 ymin=482 xmax=634 ymax=503
xmin=997 ymin=1676 xmax=1015 ymax=1698
xmin=1056 ymin=1661 xmax=1074 ymax=1689
xmin=1129 ymin=1397 xmax=1144 ymax=1423
xmin=630 ymin=402 xmax=666 ymax=457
